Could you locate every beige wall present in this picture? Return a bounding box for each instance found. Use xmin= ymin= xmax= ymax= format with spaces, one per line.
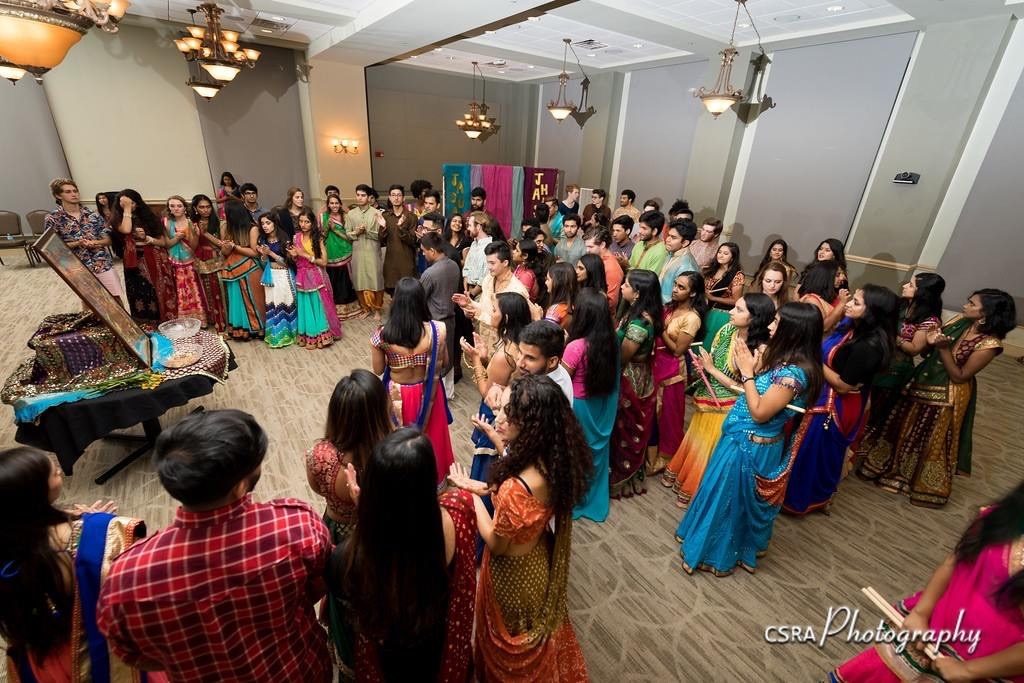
xmin=43 ymin=24 xmax=212 ymax=200
xmin=307 ymin=58 xmax=373 ymax=202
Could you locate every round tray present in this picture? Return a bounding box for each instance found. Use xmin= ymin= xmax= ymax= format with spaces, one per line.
xmin=163 ymin=343 xmax=202 ymax=369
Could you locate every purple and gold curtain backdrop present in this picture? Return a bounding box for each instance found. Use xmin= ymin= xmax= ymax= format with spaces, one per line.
xmin=441 ymin=164 xmax=561 ymax=240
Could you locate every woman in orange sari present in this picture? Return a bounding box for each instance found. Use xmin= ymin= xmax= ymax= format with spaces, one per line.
xmin=449 ymin=375 xmax=591 ymax=682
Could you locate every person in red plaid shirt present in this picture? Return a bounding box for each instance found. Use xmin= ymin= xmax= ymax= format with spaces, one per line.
xmin=97 ymin=409 xmax=333 ymax=682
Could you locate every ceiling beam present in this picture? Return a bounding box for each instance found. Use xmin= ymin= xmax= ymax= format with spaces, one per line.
xmin=554 ymin=0 xmax=726 ymax=56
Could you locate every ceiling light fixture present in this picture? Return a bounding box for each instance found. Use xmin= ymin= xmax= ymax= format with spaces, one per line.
xmin=0 ymin=0 xmax=130 ymax=84
xmin=548 ymin=37 xmax=598 ymax=129
xmin=826 ymin=5 xmax=844 ymax=11
xmin=454 ymin=61 xmax=500 ymax=142
xmin=632 ymin=42 xmax=643 ymax=48
xmin=695 ymin=0 xmax=775 ymax=120
xmin=175 ymin=3 xmax=260 ymax=100
xmin=271 ymin=14 xmax=283 ymax=20
xmin=527 ymin=15 xmax=539 ymax=21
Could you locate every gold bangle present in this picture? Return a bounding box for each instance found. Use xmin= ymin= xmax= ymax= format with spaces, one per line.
xmin=473 ymin=368 xmax=489 ymax=383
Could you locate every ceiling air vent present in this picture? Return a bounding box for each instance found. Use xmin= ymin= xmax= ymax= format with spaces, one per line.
xmin=572 ymin=39 xmax=608 ymax=51
xmin=250 ymin=17 xmax=291 ymax=33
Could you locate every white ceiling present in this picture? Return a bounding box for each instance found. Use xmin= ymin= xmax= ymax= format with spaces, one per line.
xmin=587 ymin=0 xmax=912 ymax=46
xmin=405 ymin=47 xmax=564 ymax=82
xmin=464 ymin=14 xmax=692 ymax=70
xmin=120 ymin=0 xmax=1020 ymax=76
xmin=125 ymin=0 xmax=351 ymax=43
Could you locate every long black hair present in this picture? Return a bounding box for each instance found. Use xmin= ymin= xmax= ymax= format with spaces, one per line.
xmin=256 ymin=212 xmax=292 ymax=261
xmin=517 ymin=239 xmax=548 ymax=303
xmin=703 ymin=241 xmax=742 ymax=287
xmin=758 ymin=238 xmax=796 ymax=274
xmin=816 ymin=238 xmax=847 ymax=271
xmin=577 ymin=253 xmax=607 ymax=293
xmin=496 ymin=292 xmax=531 ymax=345
xmin=621 ymin=269 xmax=664 ymax=338
xmin=443 ymin=214 xmax=471 ymax=251
xmin=669 ymin=271 xmax=708 ymax=343
xmin=112 ymin=188 xmax=162 ymax=237
xmin=758 ymin=302 xmax=824 ymax=401
xmin=742 ymin=292 xmax=777 ymax=353
xmin=190 ymin=193 xmax=221 ymax=235
xmin=488 ymin=375 xmax=593 ymax=517
xmin=219 ymin=170 xmax=240 ymax=195
xmin=224 ymin=201 xmax=256 ymax=245
xmin=325 ymin=370 xmax=392 ymax=474
xmin=955 ymin=479 xmax=1024 ymax=608
xmin=567 ymin=288 xmax=618 ymax=396
xmin=904 ymin=272 xmax=945 ymax=325
xmin=0 ymin=447 xmax=73 ymax=657
xmin=545 ymin=262 xmax=577 ymax=310
xmin=337 ymin=428 xmax=449 ymax=679
xmin=850 ymin=284 xmax=898 ymax=369
xmin=382 ymin=277 xmax=430 ymax=348
xmin=972 ymin=288 xmax=1017 ymax=339
xmin=799 ymin=260 xmax=839 ymax=302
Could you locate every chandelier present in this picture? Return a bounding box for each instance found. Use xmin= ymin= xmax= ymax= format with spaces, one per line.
xmin=695 ymin=0 xmax=773 ymax=119
xmin=0 ymin=0 xmax=129 ymax=84
xmin=454 ymin=61 xmax=500 ymax=141
xmin=548 ymin=38 xmax=597 ymax=129
xmin=173 ymin=2 xmax=260 ymax=99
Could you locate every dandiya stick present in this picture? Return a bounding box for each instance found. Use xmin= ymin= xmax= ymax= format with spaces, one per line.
xmin=861 ymin=587 xmax=941 ymax=661
xmin=687 ymin=349 xmax=723 ymax=409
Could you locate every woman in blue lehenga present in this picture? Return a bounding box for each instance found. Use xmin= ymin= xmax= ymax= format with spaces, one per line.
xmin=676 ymin=302 xmax=823 ymax=576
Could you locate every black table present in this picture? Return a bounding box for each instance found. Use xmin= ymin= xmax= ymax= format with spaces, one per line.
xmin=15 ymin=355 xmax=235 ymax=484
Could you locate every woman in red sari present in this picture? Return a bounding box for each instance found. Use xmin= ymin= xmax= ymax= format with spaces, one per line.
xmin=830 ymin=480 xmax=1024 ymax=681
xmin=112 ymin=189 xmax=175 ymax=322
xmin=331 ymin=428 xmax=476 ymax=682
xmin=189 ymin=194 xmax=228 ymax=332
xmin=449 ymin=374 xmax=592 ymax=682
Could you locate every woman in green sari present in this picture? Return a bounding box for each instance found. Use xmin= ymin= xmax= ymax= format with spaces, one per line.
xmin=610 ymin=269 xmax=663 ymax=498
xmin=322 ymin=195 xmax=362 ymax=320
xmin=858 ymin=288 xmax=1016 ymax=507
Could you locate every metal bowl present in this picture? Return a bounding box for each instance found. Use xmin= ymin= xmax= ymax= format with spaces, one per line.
xmin=158 ymin=317 xmax=202 ymax=341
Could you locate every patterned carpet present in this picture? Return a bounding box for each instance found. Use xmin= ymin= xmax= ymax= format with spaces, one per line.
xmin=1 ymin=252 xmax=1021 ymax=681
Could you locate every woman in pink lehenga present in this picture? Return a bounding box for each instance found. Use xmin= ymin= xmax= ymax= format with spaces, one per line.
xmin=830 ymin=480 xmax=1024 ymax=682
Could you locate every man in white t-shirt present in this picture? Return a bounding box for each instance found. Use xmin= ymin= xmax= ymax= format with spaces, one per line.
xmin=517 ymin=321 xmax=573 ymax=406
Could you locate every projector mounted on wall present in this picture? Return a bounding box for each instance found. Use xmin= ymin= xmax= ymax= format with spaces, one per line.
xmin=892 ymin=171 xmax=920 ymax=185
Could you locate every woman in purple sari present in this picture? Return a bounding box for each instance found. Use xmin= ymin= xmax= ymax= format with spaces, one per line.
xmin=783 ymin=285 xmax=897 ymax=515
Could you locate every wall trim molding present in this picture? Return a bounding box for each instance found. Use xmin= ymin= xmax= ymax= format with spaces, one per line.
xmin=845 ymin=253 xmax=936 ymax=272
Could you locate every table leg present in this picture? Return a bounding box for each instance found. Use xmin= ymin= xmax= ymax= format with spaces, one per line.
xmin=94 ymin=417 xmax=162 ymax=485
xmin=93 ymin=406 xmax=205 ymax=485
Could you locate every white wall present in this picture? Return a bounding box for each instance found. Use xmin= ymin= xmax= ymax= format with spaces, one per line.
xmin=43 ymin=24 xmax=213 ymax=200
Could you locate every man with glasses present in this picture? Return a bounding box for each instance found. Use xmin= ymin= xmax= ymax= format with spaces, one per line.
xmin=239 ymin=183 xmax=261 ymax=224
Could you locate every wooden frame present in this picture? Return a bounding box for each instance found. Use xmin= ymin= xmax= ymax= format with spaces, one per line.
xmin=32 ymin=228 xmax=152 ymax=367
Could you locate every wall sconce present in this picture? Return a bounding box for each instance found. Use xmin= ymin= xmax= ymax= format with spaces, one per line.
xmin=332 ymin=139 xmax=359 ymax=154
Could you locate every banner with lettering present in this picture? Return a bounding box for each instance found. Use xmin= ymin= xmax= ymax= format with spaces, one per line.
xmin=442 ymin=163 xmax=471 ymax=219
xmin=523 ymin=167 xmax=559 ymax=221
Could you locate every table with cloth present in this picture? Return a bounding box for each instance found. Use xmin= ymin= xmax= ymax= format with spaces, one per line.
xmin=3 ymin=312 xmax=235 ymax=481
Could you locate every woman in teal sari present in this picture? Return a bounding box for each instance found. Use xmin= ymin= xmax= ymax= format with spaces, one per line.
xmin=676 ymin=303 xmax=823 ymax=576
xmin=564 ymin=289 xmax=620 ymax=522
xmin=858 ymin=289 xmax=1016 ymax=507
xmin=0 ymin=447 xmax=161 ymax=683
